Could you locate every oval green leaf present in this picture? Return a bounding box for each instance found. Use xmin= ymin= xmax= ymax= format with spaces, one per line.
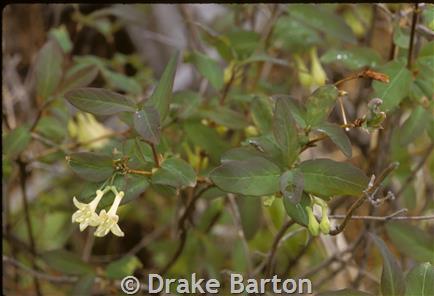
xmin=65 ymin=87 xmax=136 ymax=115
xmin=370 ymin=234 xmax=405 ymax=296
xmin=209 ymin=157 xmax=281 ymax=196
xmin=152 ymin=158 xmax=197 ymax=189
xmin=405 ymin=262 xmax=434 ymax=296
xmin=299 ymin=158 xmax=369 ymax=198
xmin=316 ymin=122 xmax=352 ymax=158
xmin=386 ymin=221 xmax=434 ymax=263
xmin=133 ymin=106 xmax=161 ymax=144
xmin=67 ymin=152 xmax=113 ymax=182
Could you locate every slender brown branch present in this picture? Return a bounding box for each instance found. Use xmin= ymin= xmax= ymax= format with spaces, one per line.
xmin=407 ymin=3 xmax=419 ymax=69
xmin=329 ymin=213 xmax=434 ymax=221
xmin=150 ymin=143 xmax=161 ymax=168
xmin=265 ymin=219 xmax=295 ymax=277
xmin=219 ymin=66 xmax=237 ymax=106
xmin=17 ymin=159 xmax=42 ymax=296
xmin=159 ymin=184 xmax=213 ymax=275
xmin=126 ymin=168 xmax=153 ymax=176
xmin=329 ymin=162 xmax=399 ymax=235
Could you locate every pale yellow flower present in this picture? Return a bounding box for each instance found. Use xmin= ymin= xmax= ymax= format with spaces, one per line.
xmin=94 ymin=190 xmax=125 ymax=237
xmin=72 ymin=189 xmax=107 ymax=231
xmin=68 ymin=112 xmax=112 ymax=149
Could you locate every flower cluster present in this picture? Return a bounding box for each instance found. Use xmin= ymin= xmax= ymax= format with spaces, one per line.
xmin=72 ymin=186 xmax=125 ymax=237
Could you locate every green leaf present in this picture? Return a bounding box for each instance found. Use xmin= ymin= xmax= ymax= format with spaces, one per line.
xmin=280 ymin=170 xmax=304 ymax=203
xmin=42 ymin=249 xmax=94 ymax=275
xmin=58 ymin=65 xmax=99 ymax=95
xmin=201 ymin=106 xmax=247 ymax=129
xmin=299 ymin=159 xmax=369 ymax=198
xmin=289 ymin=4 xmax=356 ymax=44
xmin=273 ymin=16 xmax=321 ymax=52
xmin=273 ymin=96 xmax=300 ymax=166
xmin=102 ymin=69 xmax=142 ymax=95
xmin=272 ymin=95 xmax=307 ymax=128
xmin=305 ymin=85 xmax=339 ymax=127
xmin=172 ymin=90 xmax=201 ymax=119
xmin=373 ymin=61 xmax=412 ymax=111
xmin=147 ymin=51 xmax=179 ymax=120
xmin=405 ymin=262 xmax=434 ymax=296
xmin=183 ymin=120 xmax=229 ymax=163
xmin=393 ymin=27 xmax=410 ymax=49
xmin=321 ymin=47 xmax=381 ymax=70
xmin=67 ymin=152 xmax=113 ymax=182
xmin=386 ymin=221 xmax=434 ymax=263
xmin=152 ymin=158 xmax=197 ymax=189
xmin=185 ymin=51 xmax=223 ymax=90
xmin=133 ymin=106 xmax=161 ymax=144
xmin=3 ymin=127 xmax=31 ymax=159
xmin=221 ymin=147 xmax=267 ymax=163
xmin=318 ymin=289 xmax=373 ymax=296
xmin=35 ymin=40 xmax=63 ymax=100
xmin=49 ymin=25 xmax=73 ymax=54
xmin=65 ymin=87 xmax=136 ymax=115
xmin=370 ymin=234 xmax=406 ymax=296
xmin=251 ymin=96 xmax=273 ymax=133
xmin=226 ymin=30 xmax=260 ymax=59
xmin=398 ymin=106 xmax=431 ymax=146
xmin=316 ymin=122 xmax=352 ymax=158
xmin=106 ymin=255 xmax=142 ymax=279
xmin=35 ymin=116 xmax=65 ymax=144
xmin=209 ymin=157 xmax=281 ymax=196
xmin=70 ymin=274 xmax=95 ymax=296
xmin=283 ymin=192 xmax=311 ymax=226
xmin=237 ymin=196 xmax=262 ymax=240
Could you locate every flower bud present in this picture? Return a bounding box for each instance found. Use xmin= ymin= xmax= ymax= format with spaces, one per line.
xmin=306 ymin=206 xmax=320 ymax=236
xmin=310 ymin=47 xmax=327 ymax=86
xmin=294 ymin=54 xmax=313 ymax=88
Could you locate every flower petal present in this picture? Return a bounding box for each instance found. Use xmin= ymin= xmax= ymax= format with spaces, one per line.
xmin=73 ymin=197 xmax=85 ymax=209
xmin=111 ymin=223 xmax=124 ymax=237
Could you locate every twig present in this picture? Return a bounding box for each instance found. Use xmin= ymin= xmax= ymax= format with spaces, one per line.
xmin=265 ymin=219 xmax=294 ymax=277
xmin=17 ymin=159 xmax=42 ymax=296
xmin=159 ymin=184 xmax=213 ymax=275
xmin=219 ymin=66 xmax=237 ymax=106
xmin=4 ymin=256 xmax=76 ymax=283
xmin=330 ymin=213 xmax=434 ymax=221
xmin=300 ymin=231 xmax=365 ymax=279
xmin=82 ymin=228 xmax=95 ymax=262
xmin=329 ymin=162 xmax=399 ymax=235
xmin=150 ymin=143 xmax=160 ymax=168
xmin=407 ymin=3 xmax=419 ymax=69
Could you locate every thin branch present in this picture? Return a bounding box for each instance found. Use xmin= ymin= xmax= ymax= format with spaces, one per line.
xmin=329 ymin=162 xmax=399 ymax=235
xmin=4 ymin=256 xmax=76 ymax=283
xmin=219 ymin=65 xmax=237 ymax=106
xmin=265 ymin=219 xmax=294 ymax=277
xmin=330 ymin=212 xmax=434 ymax=221
xmin=17 ymin=159 xmax=42 ymax=296
xmin=150 ymin=143 xmax=161 ymax=168
xmin=407 ymin=3 xmax=419 ymax=69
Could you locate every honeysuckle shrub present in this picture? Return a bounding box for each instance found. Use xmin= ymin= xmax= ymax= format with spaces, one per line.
xmin=3 ymin=3 xmax=434 ymax=295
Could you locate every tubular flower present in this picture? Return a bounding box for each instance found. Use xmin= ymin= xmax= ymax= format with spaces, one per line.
xmin=294 ymin=54 xmax=313 ymax=88
xmin=72 ymin=187 xmax=109 ymax=232
xmin=310 ymin=47 xmax=327 ymax=86
xmin=306 ymin=206 xmax=320 ymax=236
xmin=94 ymin=189 xmax=125 ymax=237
